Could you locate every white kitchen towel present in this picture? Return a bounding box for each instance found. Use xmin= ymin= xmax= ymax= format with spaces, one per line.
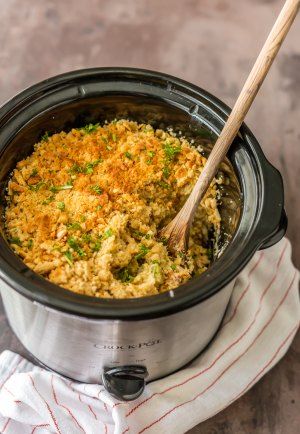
xmin=0 ymin=237 xmax=299 ymax=434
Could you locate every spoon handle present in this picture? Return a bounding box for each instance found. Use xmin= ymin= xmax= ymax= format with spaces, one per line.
xmin=164 ymin=0 xmax=299 ymax=251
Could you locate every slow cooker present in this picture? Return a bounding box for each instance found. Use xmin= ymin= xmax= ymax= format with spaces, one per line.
xmin=0 ymin=68 xmax=287 ymax=401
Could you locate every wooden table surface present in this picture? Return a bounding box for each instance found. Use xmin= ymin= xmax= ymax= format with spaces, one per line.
xmin=0 ymin=0 xmax=299 ymax=432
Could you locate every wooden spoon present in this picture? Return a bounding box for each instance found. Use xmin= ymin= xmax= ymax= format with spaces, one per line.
xmin=160 ymin=0 xmax=300 ymax=253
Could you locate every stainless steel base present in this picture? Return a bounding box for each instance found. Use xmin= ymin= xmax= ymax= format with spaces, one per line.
xmin=0 ymin=279 xmax=234 ymax=383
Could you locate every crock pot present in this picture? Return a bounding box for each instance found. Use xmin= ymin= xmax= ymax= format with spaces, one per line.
xmin=0 ymin=68 xmax=287 ymax=401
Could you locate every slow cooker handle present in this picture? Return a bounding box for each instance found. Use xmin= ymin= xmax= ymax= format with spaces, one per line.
xmin=102 ymin=365 xmax=148 ymax=401
xmin=257 ymin=162 xmax=287 ymax=250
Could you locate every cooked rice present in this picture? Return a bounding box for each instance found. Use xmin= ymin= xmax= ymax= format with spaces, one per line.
xmin=5 ymin=120 xmax=221 ymax=298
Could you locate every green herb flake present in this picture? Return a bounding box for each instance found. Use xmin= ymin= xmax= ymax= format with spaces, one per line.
xmin=124 ymin=151 xmax=133 ymax=160
xmin=85 ymin=164 xmax=93 ymax=175
xmin=50 ymin=183 xmax=73 ymax=193
xmin=112 ymin=133 xmax=117 ymax=142
xmin=85 ymin=159 xmax=102 ymax=174
xmin=27 ymin=239 xmax=33 ymax=249
xmin=30 ymin=168 xmax=38 ymax=177
xmin=57 ymin=202 xmax=65 ymax=211
xmin=67 ymin=222 xmax=82 ymax=231
xmin=170 ymin=264 xmax=177 ymax=271
xmin=64 ymin=250 xmax=73 ymax=266
xmin=42 ymin=195 xmax=55 ymax=205
xmin=69 ymin=164 xmax=82 ymax=174
xmin=135 ymin=244 xmax=150 ymax=260
xmin=96 ymin=205 xmax=103 ymax=211
xmin=157 ymin=181 xmax=170 ymax=189
xmin=163 ymin=141 xmax=181 ymax=161
xmin=41 ymin=132 xmax=50 ymax=142
xmin=81 ymin=123 xmax=100 ymax=134
xmin=80 ymin=215 xmax=86 ymax=222
xmin=82 ymin=233 xmax=92 ymax=242
xmin=69 ymin=159 xmax=102 ymax=176
xmin=91 ymin=240 xmax=101 ymax=252
xmin=162 ymin=166 xmax=170 ymax=178
xmin=90 ymin=185 xmax=103 ymax=195
xmin=116 ymin=267 xmax=134 ymax=283
xmin=104 ymin=228 xmax=113 ymax=239
xmin=67 ymin=237 xmax=85 ymax=257
xmin=151 ymin=261 xmax=160 ymax=277
xmin=29 ymin=181 xmax=46 ymax=192
xmin=10 ymin=237 xmax=22 ymax=246
xmin=146 ymin=150 xmax=156 ymax=165
xmin=158 ymin=236 xmax=168 ymax=246
xmin=132 ymin=229 xmax=144 ymax=239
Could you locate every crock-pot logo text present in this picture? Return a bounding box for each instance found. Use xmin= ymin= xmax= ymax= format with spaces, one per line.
xmin=94 ymin=339 xmax=161 ymax=351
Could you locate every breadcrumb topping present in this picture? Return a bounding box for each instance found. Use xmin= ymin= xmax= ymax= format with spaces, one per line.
xmin=5 ymin=120 xmax=221 ymax=298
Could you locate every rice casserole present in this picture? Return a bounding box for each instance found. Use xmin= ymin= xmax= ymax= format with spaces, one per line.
xmin=5 ymin=120 xmax=221 ymax=299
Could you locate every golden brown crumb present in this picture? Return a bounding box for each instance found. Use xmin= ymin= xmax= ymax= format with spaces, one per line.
xmin=5 ymin=120 xmax=221 ymax=298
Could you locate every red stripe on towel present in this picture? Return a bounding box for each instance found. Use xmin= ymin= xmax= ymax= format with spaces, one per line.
xmin=28 ymin=374 xmax=62 ymax=434
xmin=30 ymin=423 xmax=50 ymax=433
xmin=51 ymin=375 xmax=86 ymax=433
xmin=136 ymin=270 xmax=296 ymax=433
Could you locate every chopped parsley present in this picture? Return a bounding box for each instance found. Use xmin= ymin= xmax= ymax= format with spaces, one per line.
xmin=29 ymin=181 xmax=46 ymax=192
xmin=91 ymin=240 xmax=101 ymax=252
xmin=124 ymin=151 xmax=133 ymax=159
xmin=81 ymin=123 xmax=99 ymax=134
xmin=96 ymin=205 xmax=103 ymax=211
xmin=147 ymin=150 xmax=155 ymax=164
xmin=158 ymin=236 xmax=168 ymax=246
xmin=69 ymin=164 xmax=82 ymax=174
xmin=69 ymin=159 xmax=102 ymax=175
xmin=170 ymin=264 xmax=177 ymax=271
xmin=41 ymin=132 xmax=50 ymax=142
xmin=135 ymin=244 xmax=150 ymax=260
xmin=82 ymin=233 xmax=92 ymax=242
xmin=116 ymin=267 xmax=134 ymax=283
xmin=10 ymin=237 xmax=22 ymax=246
xmin=132 ymin=230 xmax=152 ymax=240
xmin=67 ymin=222 xmax=82 ymax=231
xmin=163 ymin=140 xmax=181 ymax=161
xmin=132 ymin=229 xmax=145 ymax=239
xmin=64 ymin=250 xmax=73 ymax=266
xmin=50 ymin=183 xmax=73 ymax=193
xmin=67 ymin=237 xmax=85 ymax=257
xmin=151 ymin=261 xmax=160 ymax=277
xmin=42 ymin=195 xmax=55 ymax=205
xmin=85 ymin=159 xmax=102 ymax=174
xmin=104 ymin=228 xmax=113 ymax=239
xmin=90 ymin=185 xmax=103 ymax=195
xmin=81 ymin=232 xmax=102 ymax=252
xmin=112 ymin=133 xmax=117 ymax=142
xmin=57 ymin=202 xmax=65 ymax=211
xmin=162 ymin=166 xmax=170 ymax=178
xmin=27 ymin=239 xmax=33 ymax=249
xmin=157 ymin=181 xmax=170 ymax=189
xmin=30 ymin=168 xmax=38 ymax=177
